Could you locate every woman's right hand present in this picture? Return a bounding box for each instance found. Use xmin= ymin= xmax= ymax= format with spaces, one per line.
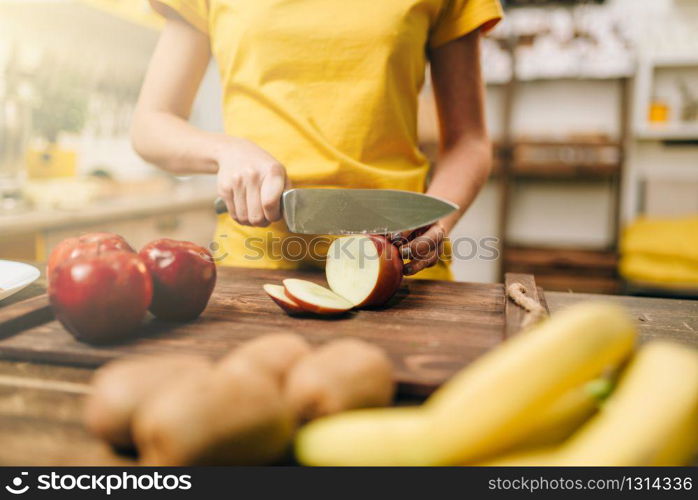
xmin=216 ymin=137 xmax=289 ymax=227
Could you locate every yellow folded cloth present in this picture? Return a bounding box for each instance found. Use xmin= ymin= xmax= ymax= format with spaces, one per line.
xmin=619 ymin=216 xmax=698 ymax=285
xmin=620 ymin=253 xmax=698 ymax=285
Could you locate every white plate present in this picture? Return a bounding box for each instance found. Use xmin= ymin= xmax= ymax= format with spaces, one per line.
xmin=0 ymin=261 xmax=41 ymax=302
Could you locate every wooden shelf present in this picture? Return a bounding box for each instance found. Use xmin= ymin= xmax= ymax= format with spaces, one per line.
xmin=422 ymin=141 xmax=621 ymax=180
xmin=504 ymin=245 xmax=618 ymax=272
xmin=503 ymin=245 xmax=620 ymax=294
xmin=515 ymin=73 xmax=633 ymax=82
xmin=512 ymin=139 xmax=622 ymax=148
xmin=493 ymin=37 xmax=629 ymax=293
xmin=633 ymin=56 xmax=698 ymax=142
xmin=645 ymin=55 xmax=698 ymax=69
xmin=509 ymin=162 xmax=620 ymax=179
xmin=532 ymin=274 xmax=621 ymax=294
xmin=494 ymin=140 xmax=622 ymax=179
xmin=634 ymin=125 xmax=698 ymax=141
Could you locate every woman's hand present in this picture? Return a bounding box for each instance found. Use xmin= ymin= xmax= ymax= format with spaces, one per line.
xmin=217 ymin=138 xmax=289 ymax=227
xmin=392 ymin=223 xmax=446 ymax=276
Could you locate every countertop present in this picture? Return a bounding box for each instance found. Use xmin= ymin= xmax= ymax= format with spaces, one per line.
xmin=0 ymin=180 xmax=215 ymax=237
xmin=0 ymin=272 xmax=696 ymax=465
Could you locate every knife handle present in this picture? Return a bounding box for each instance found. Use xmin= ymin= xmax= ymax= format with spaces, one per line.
xmin=214 ymin=197 xmax=227 ymax=215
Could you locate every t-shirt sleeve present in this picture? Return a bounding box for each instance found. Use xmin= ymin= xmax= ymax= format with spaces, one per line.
xmin=149 ymin=0 xmax=209 ymax=34
xmin=430 ymin=0 xmax=503 ymax=48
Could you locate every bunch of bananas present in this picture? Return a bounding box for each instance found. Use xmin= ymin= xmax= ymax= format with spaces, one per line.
xmin=295 ymin=302 xmax=698 ymax=466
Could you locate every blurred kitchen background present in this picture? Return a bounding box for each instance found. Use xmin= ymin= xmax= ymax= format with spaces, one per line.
xmin=1 ymin=0 xmax=697 ymax=296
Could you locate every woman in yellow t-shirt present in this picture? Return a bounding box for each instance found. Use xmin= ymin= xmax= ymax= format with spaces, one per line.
xmin=133 ymin=0 xmax=502 ymax=280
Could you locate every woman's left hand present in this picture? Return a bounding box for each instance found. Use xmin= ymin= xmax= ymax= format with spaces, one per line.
xmin=391 ymin=223 xmax=446 ymax=276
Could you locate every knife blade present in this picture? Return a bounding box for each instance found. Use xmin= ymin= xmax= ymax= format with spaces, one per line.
xmin=214 ymin=188 xmax=458 ymax=235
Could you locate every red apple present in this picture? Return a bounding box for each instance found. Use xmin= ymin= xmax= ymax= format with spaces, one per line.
xmin=139 ymin=239 xmax=216 ymax=321
xmin=263 ymin=283 xmax=305 ymax=315
xmin=325 ymin=235 xmax=403 ymax=308
xmin=49 ymin=251 xmax=152 ymax=344
xmin=47 ymin=233 xmax=134 ymax=284
xmin=282 ymin=279 xmax=353 ymax=315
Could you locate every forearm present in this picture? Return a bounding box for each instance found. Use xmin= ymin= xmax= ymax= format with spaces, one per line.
xmin=426 ymin=136 xmax=492 ymax=234
xmin=131 ymin=110 xmax=231 ymax=175
xmin=426 ymin=29 xmax=490 ymax=236
xmin=131 ymin=11 xmax=219 ymax=176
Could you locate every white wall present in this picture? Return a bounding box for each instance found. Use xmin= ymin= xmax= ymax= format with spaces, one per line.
xmin=450 ymin=181 xmax=500 ymax=283
xmin=511 ymin=80 xmax=622 ymax=139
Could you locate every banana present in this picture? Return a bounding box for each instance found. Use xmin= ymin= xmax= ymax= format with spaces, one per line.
xmin=501 ymin=378 xmax=606 ymax=452
xmin=296 ymin=382 xmax=606 ymax=466
xmin=296 ymin=302 xmax=636 ymax=466
xmin=295 ymin=407 xmax=429 ymax=466
xmin=482 ymin=342 xmax=698 ymax=466
xmin=424 ymin=302 xmax=635 ymax=464
xmin=483 ymin=446 xmax=560 ymax=466
xmin=558 ymin=341 xmax=698 ymax=466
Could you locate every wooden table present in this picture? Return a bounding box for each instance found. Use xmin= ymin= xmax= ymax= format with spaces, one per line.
xmin=1 ymin=270 xmax=696 ymax=466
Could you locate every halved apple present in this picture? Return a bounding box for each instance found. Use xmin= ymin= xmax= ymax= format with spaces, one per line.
xmin=282 ymin=279 xmax=353 ymax=315
xmin=326 ymin=235 xmax=403 ymax=308
xmin=263 ymin=283 xmax=305 ymax=315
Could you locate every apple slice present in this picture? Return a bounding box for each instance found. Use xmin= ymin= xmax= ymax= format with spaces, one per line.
xmin=263 ymin=284 xmax=305 ymax=315
xmin=326 ymin=235 xmax=403 ymax=308
xmin=282 ymin=279 xmax=353 ymax=315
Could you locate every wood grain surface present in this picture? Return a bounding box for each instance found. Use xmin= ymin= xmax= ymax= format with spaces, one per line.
xmin=0 ymin=268 xmax=541 ymax=395
xmin=1 ymin=271 xmax=697 ymax=466
xmin=0 ymin=294 xmax=51 ymax=338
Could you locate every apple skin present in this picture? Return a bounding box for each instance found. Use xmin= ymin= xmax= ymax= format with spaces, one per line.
xmin=139 ymin=239 xmax=217 ymax=321
xmin=49 ymin=251 xmax=152 ymax=344
xmin=47 ymin=233 xmax=134 ymax=284
xmin=263 ymin=284 xmax=306 ymax=315
xmin=360 ymin=235 xmax=404 ymax=308
xmin=282 ymin=287 xmax=346 ymax=315
xmin=282 ymin=279 xmax=353 ymax=316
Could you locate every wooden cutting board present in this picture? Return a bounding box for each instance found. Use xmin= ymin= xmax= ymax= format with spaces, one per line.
xmin=0 ymin=268 xmax=546 ymax=395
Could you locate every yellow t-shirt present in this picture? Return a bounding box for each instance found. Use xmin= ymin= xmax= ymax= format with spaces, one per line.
xmin=151 ymin=0 xmax=502 ymax=280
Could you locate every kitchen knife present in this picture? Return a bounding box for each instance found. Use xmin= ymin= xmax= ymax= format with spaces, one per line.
xmin=214 ymin=188 xmax=458 ymax=235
